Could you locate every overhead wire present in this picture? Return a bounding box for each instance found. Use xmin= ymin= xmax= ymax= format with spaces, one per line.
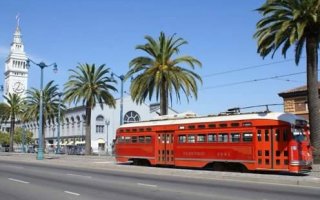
xmin=202 ymin=58 xmax=303 ymax=78
xmin=202 ymin=71 xmax=306 ymax=90
xmin=199 ymin=57 xmax=314 ymax=90
xmin=272 ymin=78 xmax=304 ymax=83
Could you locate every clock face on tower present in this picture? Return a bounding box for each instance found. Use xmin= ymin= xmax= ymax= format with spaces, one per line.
xmin=12 ymin=81 xmax=25 ymax=93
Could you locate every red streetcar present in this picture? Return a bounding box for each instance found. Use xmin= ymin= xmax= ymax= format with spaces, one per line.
xmin=115 ymin=111 xmax=313 ymax=173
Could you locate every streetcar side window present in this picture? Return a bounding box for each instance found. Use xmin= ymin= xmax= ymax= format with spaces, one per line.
xmin=243 ymin=132 xmax=253 ymax=142
xmin=132 ymin=136 xmax=137 ymax=143
xmin=231 ymin=133 xmax=240 ymax=142
xmin=145 ymin=136 xmax=152 ymax=143
xmin=179 ymin=135 xmax=187 ymax=143
xmin=292 ymin=128 xmax=307 ymax=142
xmin=265 ymin=130 xmax=269 ymax=141
xmin=139 ymin=136 xmax=145 ymax=143
xmin=118 ymin=136 xmax=125 ymax=143
xmin=218 ymin=133 xmax=228 ymax=142
xmin=198 ymin=124 xmax=206 ymax=129
xmin=208 ymin=134 xmax=216 ymax=142
xmin=197 ymin=134 xmax=206 ymax=143
xmin=231 ymin=123 xmax=240 ymax=127
xmin=242 ymin=122 xmax=252 ymax=127
xmin=125 ymin=136 xmax=131 ymax=143
xmin=257 ymin=130 xmax=262 ymax=141
xmin=188 ymin=135 xmax=196 ymax=143
xmin=275 ymin=129 xmax=280 ymax=141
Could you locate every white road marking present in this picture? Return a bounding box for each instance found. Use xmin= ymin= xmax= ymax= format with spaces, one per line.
xmin=66 ymin=173 xmax=92 ymax=179
xmin=137 ymin=183 xmax=158 ymax=188
xmin=8 ymin=178 xmax=29 ymax=184
xmin=64 ymin=191 xmax=80 ymax=196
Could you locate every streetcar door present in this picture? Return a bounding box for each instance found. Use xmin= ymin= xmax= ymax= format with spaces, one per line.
xmin=256 ymin=128 xmax=289 ymax=171
xmin=272 ymin=128 xmax=290 ymax=170
xmin=256 ymin=128 xmax=273 ymax=169
xmin=157 ymin=132 xmax=174 ymax=165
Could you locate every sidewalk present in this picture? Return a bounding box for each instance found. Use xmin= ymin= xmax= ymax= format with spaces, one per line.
xmin=1 ymin=152 xmax=320 ymax=188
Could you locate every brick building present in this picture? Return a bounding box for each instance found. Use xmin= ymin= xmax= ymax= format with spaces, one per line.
xmin=278 ymin=83 xmax=320 ymax=120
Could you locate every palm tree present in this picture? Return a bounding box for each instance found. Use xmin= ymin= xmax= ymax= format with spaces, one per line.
xmin=24 ymin=81 xmax=63 ymax=151
xmin=127 ymin=32 xmax=202 ymax=115
xmin=64 ymin=63 xmax=117 ymax=155
xmin=0 ymin=102 xmax=10 ymax=122
xmin=254 ymin=0 xmax=320 ymax=156
xmin=3 ymin=93 xmax=25 ymax=152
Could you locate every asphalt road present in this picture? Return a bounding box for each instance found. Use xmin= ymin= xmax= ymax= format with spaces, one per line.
xmin=0 ymin=160 xmax=319 ymax=200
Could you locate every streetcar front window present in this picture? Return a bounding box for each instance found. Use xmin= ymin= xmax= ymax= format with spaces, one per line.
xmin=292 ymin=128 xmax=307 ymax=142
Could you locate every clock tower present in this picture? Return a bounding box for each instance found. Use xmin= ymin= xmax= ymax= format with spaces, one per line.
xmin=4 ymin=18 xmax=28 ymax=99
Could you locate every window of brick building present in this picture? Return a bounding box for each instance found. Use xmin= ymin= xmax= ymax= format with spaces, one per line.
xmin=294 ymin=98 xmax=307 ymax=112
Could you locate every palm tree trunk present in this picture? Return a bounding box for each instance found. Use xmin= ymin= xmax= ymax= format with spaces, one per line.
xmin=9 ymin=117 xmax=15 ymax=152
xmin=306 ymin=35 xmax=320 ymax=158
xmin=160 ymin=82 xmax=168 ymax=115
xmin=85 ymin=105 xmax=92 ymax=155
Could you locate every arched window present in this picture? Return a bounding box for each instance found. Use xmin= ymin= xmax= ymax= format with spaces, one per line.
xmin=124 ymin=111 xmax=140 ymax=124
xmin=76 ymin=115 xmax=81 ymax=127
xmin=96 ymin=115 xmax=105 ymax=134
xmin=65 ymin=118 xmax=70 ymax=127
xmin=96 ymin=115 xmax=104 ymax=122
xmin=76 ymin=116 xmax=80 ymax=123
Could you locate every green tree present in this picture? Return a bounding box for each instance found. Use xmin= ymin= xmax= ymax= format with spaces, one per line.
xmin=24 ymin=81 xmax=63 ymax=150
xmin=64 ymin=63 xmax=117 ymax=155
xmin=0 ymin=131 xmax=10 ymax=146
xmin=127 ymin=32 xmax=202 ymax=115
xmin=2 ymin=93 xmax=25 ymax=152
xmin=14 ymin=127 xmax=33 ymax=145
xmin=254 ymin=0 xmax=320 ymax=157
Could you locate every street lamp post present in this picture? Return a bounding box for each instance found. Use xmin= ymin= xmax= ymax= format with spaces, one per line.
xmin=56 ymin=93 xmax=62 ymax=154
xmin=105 ymin=119 xmax=110 ymax=154
xmin=26 ymin=59 xmax=57 ymax=160
xmin=111 ymin=73 xmax=125 ymax=125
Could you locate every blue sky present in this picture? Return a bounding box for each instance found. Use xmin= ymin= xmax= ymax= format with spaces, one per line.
xmin=0 ymin=0 xmax=311 ymax=115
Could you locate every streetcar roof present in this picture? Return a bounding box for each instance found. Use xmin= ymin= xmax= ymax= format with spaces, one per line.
xmin=119 ymin=112 xmax=306 ymax=128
